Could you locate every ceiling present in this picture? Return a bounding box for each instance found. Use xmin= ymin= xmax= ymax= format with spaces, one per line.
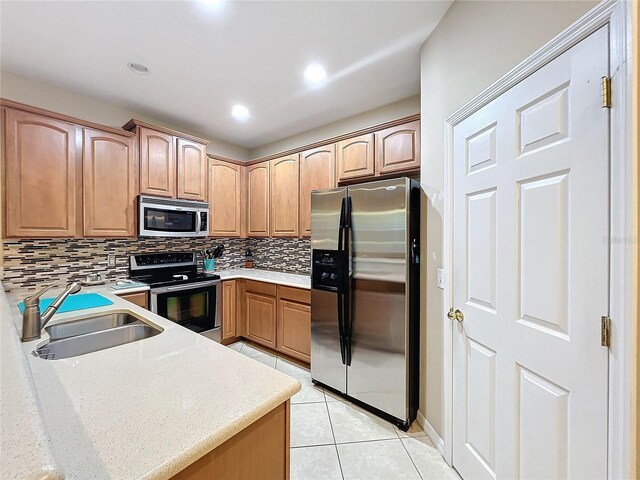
xmin=0 ymin=1 xmax=451 ymax=149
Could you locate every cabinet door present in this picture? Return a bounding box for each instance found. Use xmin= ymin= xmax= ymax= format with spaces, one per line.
xmin=139 ymin=127 xmax=175 ymax=198
xmin=83 ymin=128 xmax=136 ymax=237
xmin=299 ymin=145 xmax=335 ymax=237
xmin=375 ymin=120 xmax=421 ymax=175
xmin=270 ymin=154 xmax=299 ymax=237
xmin=209 ymin=160 xmax=243 ymax=237
xmin=247 ymin=162 xmax=270 ymax=237
xmin=336 ymin=133 xmax=374 ymax=182
xmin=118 ymin=292 xmax=148 ymax=309
xmin=245 ymin=292 xmax=277 ymax=348
xmin=222 ymin=280 xmax=237 ymax=340
xmin=177 ymin=138 xmax=207 ymax=201
xmin=4 ymin=108 xmax=80 ymax=237
xmin=277 ymin=299 xmax=311 ymax=363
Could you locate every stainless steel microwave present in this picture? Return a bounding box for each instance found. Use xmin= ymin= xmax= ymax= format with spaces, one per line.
xmin=138 ymin=195 xmax=209 ymax=237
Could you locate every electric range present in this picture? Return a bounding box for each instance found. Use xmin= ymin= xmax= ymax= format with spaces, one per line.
xmin=129 ymin=252 xmax=221 ymax=334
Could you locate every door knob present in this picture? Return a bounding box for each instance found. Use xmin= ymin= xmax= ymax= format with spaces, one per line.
xmin=448 ymin=307 xmax=464 ymax=322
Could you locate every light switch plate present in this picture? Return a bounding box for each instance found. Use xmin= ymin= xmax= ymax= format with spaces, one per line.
xmin=436 ymin=268 xmax=445 ymax=290
xmin=107 ymin=254 xmax=116 ymax=267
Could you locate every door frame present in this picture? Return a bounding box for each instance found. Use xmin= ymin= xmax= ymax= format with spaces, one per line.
xmin=439 ymin=1 xmax=635 ymax=478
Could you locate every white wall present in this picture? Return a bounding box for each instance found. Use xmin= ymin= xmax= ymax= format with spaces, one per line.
xmin=0 ymin=71 xmax=251 ymax=160
xmin=249 ymin=95 xmax=420 ymax=159
xmin=419 ymin=0 xmax=598 ymax=438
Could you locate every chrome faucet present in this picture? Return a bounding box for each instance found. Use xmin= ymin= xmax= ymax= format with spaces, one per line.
xmin=21 ymin=282 xmax=81 ymax=342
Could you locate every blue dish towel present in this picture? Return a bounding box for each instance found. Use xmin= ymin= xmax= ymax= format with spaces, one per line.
xmin=18 ymin=293 xmax=113 ymax=314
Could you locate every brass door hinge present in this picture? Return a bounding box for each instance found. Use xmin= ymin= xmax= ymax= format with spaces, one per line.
xmin=601 ymin=76 xmax=612 ymax=108
xmin=601 ymin=316 xmax=611 ymax=347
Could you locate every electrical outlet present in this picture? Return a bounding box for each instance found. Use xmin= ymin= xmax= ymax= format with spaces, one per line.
xmin=107 ymin=254 xmax=116 ymax=267
xmin=436 ymin=268 xmax=445 ymax=290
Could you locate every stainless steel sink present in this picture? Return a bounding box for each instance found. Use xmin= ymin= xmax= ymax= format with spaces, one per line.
xmin=34 ymin=312 xmax=163 ymax=360
xmin=45 ymin=312 xmax=140 ymax=341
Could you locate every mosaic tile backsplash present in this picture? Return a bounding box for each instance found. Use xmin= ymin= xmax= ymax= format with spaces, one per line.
xmin=2 ymin=237 xmax=310 ymax=292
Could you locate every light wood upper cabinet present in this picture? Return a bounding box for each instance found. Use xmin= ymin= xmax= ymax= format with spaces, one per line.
xmin=277 ymin=298 xmax=311 ymax=363
xmin=83 ymin=128 xmax=136 ymax=237
xmin=125 ymin=119 xmax=210 ymax=201
xmin=375 ymin=120 xmax=421 ymax=175
xmin=177 ymin=138 xmax=207 ymax=202
xmin=245 ymin=292 xmax=277 ymax=349
xmin=336 ymin=133 xmax=375 ymax=182
xmin=139 ymin=127 xmax=175 ymax=198
xmin=4 ymin=108 xmax=81 ymax=237
xmin=247 ymin=162 xmax=270 ymax=237
xmin=270 ymin=155 xmax=299 ymax=237
xmin=222 ymin=280 xmax=237 ymax=340
xmin=299 ymin=145 xmax=335 ymax=237
xmin=209 ymin=159 xmax=244 ymax=237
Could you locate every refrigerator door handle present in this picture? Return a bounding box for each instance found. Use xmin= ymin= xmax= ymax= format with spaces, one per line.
xmin=336 ymin=197 xmax=347 ymax=365
xmin=343 ymin=196 xmax=353 ymax=366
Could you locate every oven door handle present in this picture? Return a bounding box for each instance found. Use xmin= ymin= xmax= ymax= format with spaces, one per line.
xmin=152 ymin=280 xmax=220 ymax=294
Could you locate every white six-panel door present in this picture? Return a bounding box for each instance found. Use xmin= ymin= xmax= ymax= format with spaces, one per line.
xmin=452 ymin=27 xmax=610 ymax=479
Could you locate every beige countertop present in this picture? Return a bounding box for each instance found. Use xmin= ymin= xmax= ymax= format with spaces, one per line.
xmin=0 ymin=285 xmax=300 ymax=480
xmin=215 ymin=268 xmax=310 ymax=289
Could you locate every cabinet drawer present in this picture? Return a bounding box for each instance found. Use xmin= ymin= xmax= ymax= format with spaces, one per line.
xmin=278 ymin=286 xmax=310 ymax=304
xmin=246 ymin=280 xmax=277 ymax=297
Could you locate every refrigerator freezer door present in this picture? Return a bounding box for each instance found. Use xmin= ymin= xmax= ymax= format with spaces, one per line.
xmin=311 ymin=188 xmax=347 ymax=392
xmin=346 ymin=178 xmax=409 ymax=420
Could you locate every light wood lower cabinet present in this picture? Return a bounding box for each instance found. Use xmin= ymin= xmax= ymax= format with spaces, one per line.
xmin=222 ymin=280 xmax=237 ymax=340
xmin=83 ymin=128 xmax=136 ymax=237
xmin=206 ymin=281 xmax=311 ymax=361
xmin=245 ymin=292 xmax=277 ymax=349
xmin=117 ymin=291 xmax=148 ymax=309
xmin=4 ymin=107 xmax=81 ymax=237
xmin=172 ymin=400 xmax=290 ymax=480
xmin=277 ymin=299 xmax=311 ymax=363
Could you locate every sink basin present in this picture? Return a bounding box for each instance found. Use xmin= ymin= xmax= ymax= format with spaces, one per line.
xmin=46 ymin=312 xmax=140 ymax=341
xmin=35 ymin=312 xmax=163 ymax=360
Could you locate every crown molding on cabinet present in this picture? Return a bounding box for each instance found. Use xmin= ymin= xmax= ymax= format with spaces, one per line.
xmin=207 ymin=154 xmax=248 ymax=166
xmin=246 ymin=113 xmax=420 ymax=165
xmin=206 ymin=113 xmax=421 ymax=166
xmin=0 ymin=98 xmax=136 ymax=138
xmin=122 ymin=118 xmax=209 ymax=145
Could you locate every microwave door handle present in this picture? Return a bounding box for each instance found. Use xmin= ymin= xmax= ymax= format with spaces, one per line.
xmin=195 ymin=211 xmax=201 ymax=234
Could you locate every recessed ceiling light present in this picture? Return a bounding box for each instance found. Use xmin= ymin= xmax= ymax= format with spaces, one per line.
xmin=198 ymin=0 xmax=225 ymax=11
xmin=127 ymin=63 xmax=150 ymax=75
xmin=304 ymin=63 xmax=327 ymax=87
xmin=231 ymin=104 xmax=250 ymax=121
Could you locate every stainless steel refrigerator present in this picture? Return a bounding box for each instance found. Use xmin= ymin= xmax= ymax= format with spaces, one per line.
xmin=310 ymin=177 xmax=420 ymax=430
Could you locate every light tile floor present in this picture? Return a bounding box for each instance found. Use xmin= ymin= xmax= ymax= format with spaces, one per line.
xmin=229 ymin=341 xmax=460 ymax=480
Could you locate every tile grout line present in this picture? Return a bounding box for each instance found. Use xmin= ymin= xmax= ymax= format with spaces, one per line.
xmin=398 ymin=437 xmax=424 ymax=480
xmin=324 ymin=397 xmax=346 ymax=480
